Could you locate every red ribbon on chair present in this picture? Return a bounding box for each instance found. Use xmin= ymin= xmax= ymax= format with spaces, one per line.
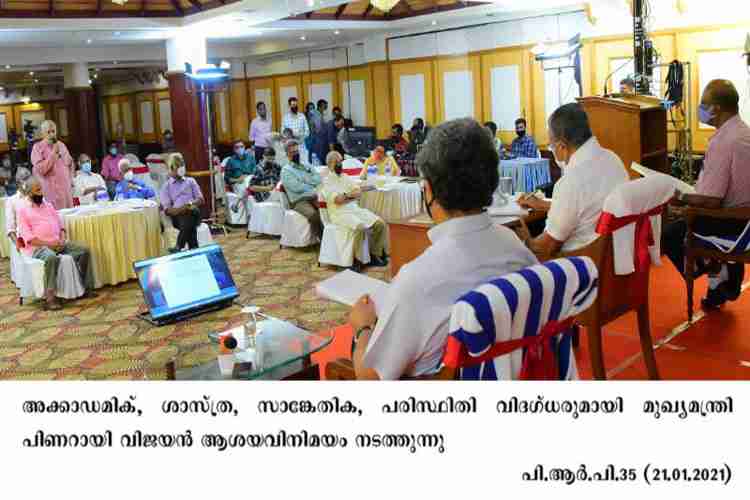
xmin=132 ymin=166 xmax=149 ymax=175
xmin=443 ymin=317 xmax=574 ymax=380
xmin=342 ymin=167 xmax=362 ymax=176
xmin=595 ymin=202 xmax=667 ymax=304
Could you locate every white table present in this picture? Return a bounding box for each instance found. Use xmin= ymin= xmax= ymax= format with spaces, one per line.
xmin=355 ymin=176 xmax=423 ymax=222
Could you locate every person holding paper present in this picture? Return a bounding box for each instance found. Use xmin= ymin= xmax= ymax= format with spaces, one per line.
xmin=73 ymin=154 xmax=107 ymax=205
xmin=322 ymin=151 xmax=388 ymax=269
xmin=348 ymin=118 xmax=537 ymax=380
xmin=663 ymin=79 xmax=750 ymax=309
xmin=280 ymin=139 xmax=323 ymax=240
xmin=115 ymin=159 xmax=156 ymax=201
xmin=519 ymin=103 xmax=628 ymax=259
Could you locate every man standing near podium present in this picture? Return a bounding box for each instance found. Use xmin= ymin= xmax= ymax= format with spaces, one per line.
xmin=664 ymin=79 xmax=750 ymax=309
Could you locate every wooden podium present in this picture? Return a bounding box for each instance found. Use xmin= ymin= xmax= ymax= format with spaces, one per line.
xmin=578 ymin=95 xmax=668 ymax=177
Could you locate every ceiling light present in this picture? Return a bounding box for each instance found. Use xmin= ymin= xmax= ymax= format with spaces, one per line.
xmin=300 ymin=35 xmax=306 ymax=41
xmin=334 ymin=30 xmax=340 ymax=35
xmin=4 ymin=65 xmax=10 ymax=69
xmin=86 ymin=39 xmax=92 ymax=44
xmin=305 ymin=0 xmax=314 ymax=6
xmin=372 ymin=0 xmax=399 ymax=11
xmin=29 ymin=71 xmax=34 ymax=76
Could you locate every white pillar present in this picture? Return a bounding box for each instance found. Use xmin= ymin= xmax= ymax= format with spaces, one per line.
xmin=166 ymin=32 xmax=207 ymax=73
xmin=63 ymin=62 xmax=90 ymax=89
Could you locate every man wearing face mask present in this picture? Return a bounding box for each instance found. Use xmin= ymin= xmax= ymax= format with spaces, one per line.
xmin=115 ymin=159 xmax=155 ymax=201
xmin=73 ymin=154 xmax=107 ymax=205
xmin=247 ymin=148 xmax=282 ymax=203
xmin=347 ymin=119 xmax=537 ymax=380
xmin=161 ymin=153 xmax=204 ymax=252
xmin=321 ymin=151 xmax=387 ymax=270
xmin=30 ymin=120 xmax=74 ymax=209
xmin=17 ymin=176 xmax=95 ymax=310
xmin=101 ymin=141 xmax=124 ymax=200
xmin=509 ymin=118 xmax=540 ymax=158
xmin=225 ymin=140 xmax=256 ymax=194
xmin=282 ymin=97 xmax=310 ymax=164
xmin=663 ymin=79 xmax=750 ymax=309
xmin=280 ymin=139 xmax=323 ymax=240
xmin=519 ymin=103 xmax=627 ymax=259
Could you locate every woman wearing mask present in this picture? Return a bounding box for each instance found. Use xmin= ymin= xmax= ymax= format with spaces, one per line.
xmin=73 ymin=154 xmax=107 ymax=205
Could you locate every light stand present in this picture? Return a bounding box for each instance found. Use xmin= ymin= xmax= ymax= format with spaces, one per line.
xmin=187 ymin=64 xmax=231 ymax=236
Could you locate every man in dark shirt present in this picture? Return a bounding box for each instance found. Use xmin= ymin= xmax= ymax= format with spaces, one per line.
xmin=248 ymin=148 xmax=283 ymax=203
xmin=315 ymin=115 xmax=345 ymax=164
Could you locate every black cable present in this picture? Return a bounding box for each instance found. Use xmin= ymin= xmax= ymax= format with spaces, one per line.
xmin=665 ymin=60 xmax=684 ymax=105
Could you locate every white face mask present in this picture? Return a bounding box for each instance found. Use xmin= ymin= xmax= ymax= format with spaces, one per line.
xmin=548 ymin=143 xmax=567 ymax=173
xmin=177 ymin=166 xmax=186 ymax=178
xmin=124 ymin=170 xmax=134 ymax=181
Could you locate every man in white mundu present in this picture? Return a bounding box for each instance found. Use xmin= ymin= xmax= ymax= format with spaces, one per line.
xmin=320 ymin=151 xmax=388 ymax=269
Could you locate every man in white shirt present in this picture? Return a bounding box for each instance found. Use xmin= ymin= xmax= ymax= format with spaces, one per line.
xmin=281 ymin=97 xmax=310 ymax=162
xmin=520 ymin=103 xmax=628 ymax=258
xmin=321 ymin=151 xmax=387 ymax=270
xmin=72 ymin=154 xmax=107 ymax=205
xmin=348 ymin=118 xmax=538 ymax=380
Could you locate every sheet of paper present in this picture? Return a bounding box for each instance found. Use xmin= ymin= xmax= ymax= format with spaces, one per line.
xmin=631 ymin=162 xmax=695 ymax=194
xmin=487 ymin=201 xmax=527 ymax=217
xmin=315 ymin=270 xmax=389 ymax=314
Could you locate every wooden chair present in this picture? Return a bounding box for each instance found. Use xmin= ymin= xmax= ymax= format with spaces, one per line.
xmin=563 ymin=234 xmax=659 ymax=380
xmin=684 ymin=206 xmax=750 ymax=322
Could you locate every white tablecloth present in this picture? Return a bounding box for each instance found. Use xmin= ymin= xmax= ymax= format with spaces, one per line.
xmin=0 ymin=197 xmax=8 ymax=258
xmin=355 ymin=176 xmax=422 ymax=222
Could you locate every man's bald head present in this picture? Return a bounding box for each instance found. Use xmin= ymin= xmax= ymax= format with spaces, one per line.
xmin=702 ymin=79 xmax=740 ymax=114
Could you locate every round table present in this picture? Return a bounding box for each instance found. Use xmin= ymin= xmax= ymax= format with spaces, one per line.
xmin=0 ymin=197 xmax=8 ymax=258
xmin=355 ymin=177 xmax=423 ymax=222
xmin=59 ymin=200 xmax=164 ymax=289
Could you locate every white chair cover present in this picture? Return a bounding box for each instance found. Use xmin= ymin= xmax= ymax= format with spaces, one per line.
xmin=278 ymin=189 xmax=318 ymax=248
xmin=318 ymin=204 xmax=371 ymax=268
xmin=9 ymin=238 xmax=22 ymax=284
xmin=601 ymin=174 xmax=676 ymax=275
xmin=247 ymin=192 xmax=285 ymax=236
xmin=17 ymin=253 xmax=85 ymax=301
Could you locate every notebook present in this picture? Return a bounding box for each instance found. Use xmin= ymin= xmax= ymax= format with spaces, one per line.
xmin=315 ymin=270 xmax=390 ymax=315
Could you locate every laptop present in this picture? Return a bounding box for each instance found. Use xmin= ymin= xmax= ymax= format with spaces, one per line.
xmin=134 ymin=244 xmax=239 ymax=326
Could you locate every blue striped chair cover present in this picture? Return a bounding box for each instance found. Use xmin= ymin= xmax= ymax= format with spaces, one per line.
xmin=446 ymin=256 xmax=599 ymax=380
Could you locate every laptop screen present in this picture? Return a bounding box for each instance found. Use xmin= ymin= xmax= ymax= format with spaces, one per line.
xmin=134 ymin=244 xmax=239 ymax=320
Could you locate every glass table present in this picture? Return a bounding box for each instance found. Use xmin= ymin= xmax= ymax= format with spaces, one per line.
xmin=142 ymin=315 xmax=334 ymax=380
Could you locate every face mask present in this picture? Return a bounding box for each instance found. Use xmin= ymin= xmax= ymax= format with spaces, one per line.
xmin=291 ymin=106 xmax=298 ymax=113
xmin=177 ymin=166 xmax=186 ymax=177
xmin=291 ymin=153 xmax=300 ymax=164
xmin=549 ymin=143 xmax=567 ymax=171
xmin=516 ymin=129 xmax=526 ymax=138
xmin=698 ymin=104 xmax=715 ymax=125
xmin=235 ymin=148 xmax=245 ymax=157
xmin=31 ymin=194 xmax=43 ymax=205
xmin=110 ymin=148 xmax=118 ymax=156
xmin=124 ymin=171 xmax=134 ymax=181
xmin=334 ymin=163 xmax=343 ymax=175
xmin=81 ymin=162 xmax=92 ymax=174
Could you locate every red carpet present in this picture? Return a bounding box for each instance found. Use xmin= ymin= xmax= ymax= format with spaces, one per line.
xmin=314 ymin=259 xmax=750 ymax=380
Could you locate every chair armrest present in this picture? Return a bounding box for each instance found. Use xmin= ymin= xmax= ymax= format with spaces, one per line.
xmin=324 ymin=358 xmax=356 ymax=380
xmin=684 ymin=206 xmax=750 ymax=221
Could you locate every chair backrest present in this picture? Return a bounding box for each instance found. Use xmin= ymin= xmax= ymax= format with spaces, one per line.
xmin=446 ymin=256 xmax=599 ymax=380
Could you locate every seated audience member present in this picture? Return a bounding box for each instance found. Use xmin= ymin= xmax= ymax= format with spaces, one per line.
xmin=360 ymin=146 xmax=401 ymax=180
xmin=348 ymin=118 xmax=538 ymax=380
xmin=389 ymin=124 xmax=409 ymax=155
xmin=664 ymin=79 xmax=750 ymax=309
xmin=115 ymin=159 xmax=156 ymax=201
xmin=225 ymin=140 xmax=256 ymax=194
xmin=322 ymin=151 xmax=388 ymax=270
xmin=73 ymin=154 xmax=107 ymax=205
xmin=248 ymin=148 xmax=282 ymax=203
xmin=17 ymin=176 xmax=94 ymax=310
xmin=520 ymin=103 xmax=628 ymax=259
xmin=101 ymin=141 xmax=124 ymax=199
xmin=509 ymin=118 xmax=539 ymax=158
xmin=161 ymin=153 xmax=204 ymax=252
xmin=5 ymin=167 xmax=31 ymax=245
xmin=620 ymin=77 xmax=636 ymax=95
xmin=280 ymin=139 xmax=323 ymax=240
xmin=162 ymin=130 xmax=177 ymax=153
xmin=407 ymin=118 xmax=429 ymax=148
xmin=484 ymin=121 xmax=504 ymax=156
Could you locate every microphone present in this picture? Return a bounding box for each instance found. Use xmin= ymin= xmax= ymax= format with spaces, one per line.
xmin=603 ymin=57 xmax=634 ymax=97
